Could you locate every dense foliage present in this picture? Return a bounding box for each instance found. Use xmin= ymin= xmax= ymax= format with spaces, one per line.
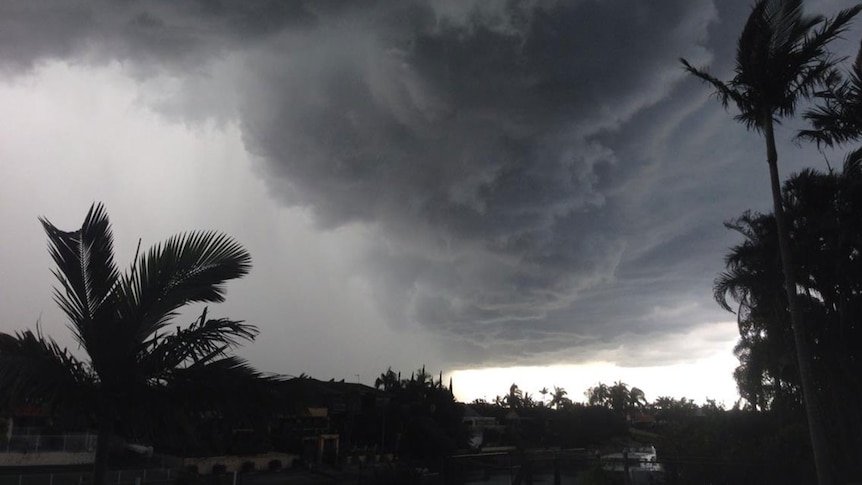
xmin=716 ymin=152 xmax=862 ymax=477
xmin=685 ymin=1 xmax=862 ymax=481
xmin=0 ymin=204 xmax=274 ymax=484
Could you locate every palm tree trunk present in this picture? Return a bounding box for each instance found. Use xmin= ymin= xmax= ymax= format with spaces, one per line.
xmin=93 ymin=417 xmax=113 ymax=485
xmin=764 ymin=116 xmax=834 ymax=485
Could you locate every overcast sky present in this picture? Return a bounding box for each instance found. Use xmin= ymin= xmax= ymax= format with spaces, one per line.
xmin=1 ymin=0 xmax=860 ymax=405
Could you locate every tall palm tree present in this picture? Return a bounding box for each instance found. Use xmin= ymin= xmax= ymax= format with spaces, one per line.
xmin=0 ymin=204 xmax=273 ymax=485
xmin=682 ymin=2 xmax=860 ymax=482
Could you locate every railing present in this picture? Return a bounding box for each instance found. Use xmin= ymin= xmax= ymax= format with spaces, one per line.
xmin=0 ymin=434 xmax=98 ymax=454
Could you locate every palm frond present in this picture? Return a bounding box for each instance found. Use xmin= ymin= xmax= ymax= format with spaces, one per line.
xmin=115 ymin=231 xmax=251 ymax=343
xmin=800 ymin=38 xmax=862 ymax=146
xmin=680 ymin=59 xmax=745 ymax=110
xmin=689 ymin=0 xmax=860 ymax=132
xmin=39 ymin=203 xmax=119 ymax=352
xmin=0 ymin=329 xmax=94 ymax=410
xmin=788 ymin=4 xmax=862 ymax=100
xmin=843 ymin=146 xmax=862 ymax=176
xmin=138 ymin=308 xmax=259 ymax=379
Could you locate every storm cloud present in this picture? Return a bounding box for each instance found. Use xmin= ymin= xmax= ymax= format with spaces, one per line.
xmin=2 ymin=0 xmax=855 ymax=372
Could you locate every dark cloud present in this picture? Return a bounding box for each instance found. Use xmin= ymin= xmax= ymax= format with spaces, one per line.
xmin=7 ymin=0 xmax=856 ymax=369
xmin=232 ymin=0 xmax=720 ymax=349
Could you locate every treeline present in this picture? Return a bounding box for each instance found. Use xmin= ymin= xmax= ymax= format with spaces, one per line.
xmin=461 ymin=380 xmax=817 ymax=483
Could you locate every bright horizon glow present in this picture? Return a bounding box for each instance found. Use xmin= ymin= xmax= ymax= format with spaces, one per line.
xmin=450 ymin=338 xmax=740 ymax=407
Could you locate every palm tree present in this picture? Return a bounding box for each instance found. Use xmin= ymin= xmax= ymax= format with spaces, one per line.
xmin=0 ymin=204 xmax=273 ymax=485
xmin=682 ymin=2 xmax=860 ymax=481
xmin=550 ymin=386 xmax=570 ymax=410
xmin=505 ymin=383 xmax=523 ymax=409
xmin=586 ymin=382 xmax=610 ymax=408
xmin=375 ymin=367 xmax=402 ymax=392
xmin=608 ymin=381 xmax=630 ymax=415
xmin=628 ymin=387 xmax=647 ymax=411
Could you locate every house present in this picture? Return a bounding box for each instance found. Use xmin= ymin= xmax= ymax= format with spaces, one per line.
xmin=461 ymin=405 xmax=502 ymax=449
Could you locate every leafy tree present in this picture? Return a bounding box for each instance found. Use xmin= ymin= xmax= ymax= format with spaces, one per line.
xmin=0 ymin=204 xmax=273 ymax=485
xmin=651 ymin=396 xmax=699 ymax=415
xmin=716 ymin=153 xmax=862 ymax=479
xmin=682 ymin=2 xmax=861 ymax=482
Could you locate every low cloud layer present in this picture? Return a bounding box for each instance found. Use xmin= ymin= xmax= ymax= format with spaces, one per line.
xmin=3 ymin=0 xmax=855 ymax=370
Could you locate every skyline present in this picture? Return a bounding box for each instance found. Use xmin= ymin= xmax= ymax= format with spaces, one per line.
xmin=2 ymin=0 xmax=860 ymax=405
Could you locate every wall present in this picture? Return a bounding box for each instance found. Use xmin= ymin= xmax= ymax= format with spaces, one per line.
xmin=182 ymin=452 xmax=298 ymax=474
xmin=0 ymin=451 xmax=95 ymax=466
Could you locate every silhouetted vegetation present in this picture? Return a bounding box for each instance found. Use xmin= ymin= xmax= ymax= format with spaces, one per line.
xmin=0 ymin=204 xmax=277 ymax=485
xmin=684 ymin=0 xmax=862 ymax=482
xmin=715 ymin=152 xmax=862 ymax=480
xmin=371 ymin=366 xmax=467 ymax=466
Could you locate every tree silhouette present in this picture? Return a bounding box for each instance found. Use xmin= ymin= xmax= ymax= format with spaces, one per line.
xmin=682 ymin=2 xmax=861 ymax=481
xmin=538 ymin=387 xmax=549 ymax=407
xmin=716 ymin=152 xmax=862 ymax=478
xmin=629 ymin=387 xmax=647 ymax=411
xmin=504 ymin=383 xmax=523 ymax=409
xmin=375 ymin=367 xmax=402 ymax=392
xmin=586 ymin=382 xmax=610 ymax=408
xmin=550 ymin=386 xmax=571 ymax=410
xmin=0 ymin=204 xmax=272 ymax=485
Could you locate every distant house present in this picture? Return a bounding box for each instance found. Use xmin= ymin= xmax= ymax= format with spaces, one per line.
xmin=270 ymin=378 xmax=390 ymax=464
xmin=461 ymin=405 xmax=501 ymax=449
